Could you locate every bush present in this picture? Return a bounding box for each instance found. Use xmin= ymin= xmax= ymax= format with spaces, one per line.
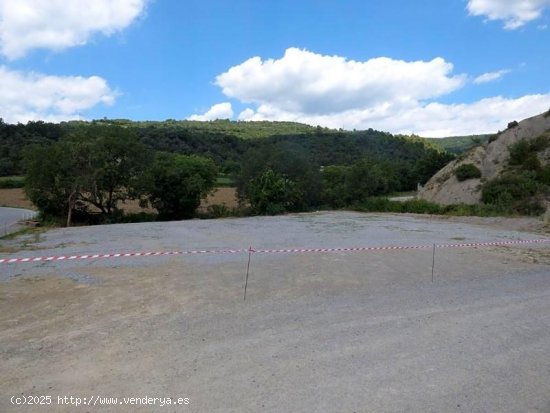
xmin=454 ymin=164 xmax=482 ymax=181
xmin=507 ymin=120 xmax=519 ymax=129
xmin=144 ymin=153 xmax=218 ymax=220
xmin=509 ymin=136 xmax=548 ymax=171
xmin=246 ymin=168 xmax=303 ymax=215
xmin=509 ymin=140 xmax=531 ymax=165
xmin=481 ymin=171 xmax=545 ymax=215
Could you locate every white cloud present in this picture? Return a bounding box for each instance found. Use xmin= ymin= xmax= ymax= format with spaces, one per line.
xmin=216 ymin=48 xmax=466 ymax=115
xmin=237 ymin=94 xmax=550 ymax=137
xmin=467 ymin=0 xmax=550 ymax=29
xmin=201 ymin=48 xmax=550 ymax=137
xmin=473 ymin=69 xmax=510 ymax=84
xmin=0 ymin=0 xmax=148 ymax=59
xmin=188 ymin=102 xmax=233 ymax=121
xmin=0 ymin=66 xmax=116 ymax=123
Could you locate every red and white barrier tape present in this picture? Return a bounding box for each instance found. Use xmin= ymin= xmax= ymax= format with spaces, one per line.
xmin=0 ymin=239 xmax=548 ymax=265
xmin=0 ymin=249 xmax=245 ymax=265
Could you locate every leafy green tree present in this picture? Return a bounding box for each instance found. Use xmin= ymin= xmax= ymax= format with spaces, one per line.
xmin=347 ymin=158 xmax=392 ymax=201
xmin=144 ymin=153 xmax=217 ymax=220
xmin=237 ymin=141 xmax=321 ymax=210
xmin=245 ymin=168 xmax=302 ymax=215
xmin=24 ymin=139 xmax=93 ymax=226
xmin=74 ymin=126 xmax=151 ymax=215
xmin=320 ymin=165 xmax=350 ymax=208
xmin=24 ymin=126 xmax=151 ymax=225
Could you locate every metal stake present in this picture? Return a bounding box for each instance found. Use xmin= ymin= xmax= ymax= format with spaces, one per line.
xmin=244 ymin=246 xmax=253 ymax=300
xmin=431 ymin=243 xmax=436 ymax=283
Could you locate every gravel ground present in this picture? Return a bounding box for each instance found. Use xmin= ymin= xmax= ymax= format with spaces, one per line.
xmin=0 ymin=212 xmax=549 ymax=412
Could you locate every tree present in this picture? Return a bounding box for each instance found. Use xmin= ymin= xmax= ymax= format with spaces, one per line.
xmin=237 ymin=141 xmax=320 ymax=211
xmin=74 ymin=126 xmax=152 ymax=215
xmin=144 ymin=153 xmax=217 ymax=220
xmin=245 ymin=168 xmax=302 ymax=215
xmin=24 ymin=126 xmax=151 ymax=225
xmin=347 ymin=158 xmax=392 ymax=201
xmin=320 ymin=165 xmax=350 ymax=208
xmin=24 ymin=139 xmax=93 ymax=226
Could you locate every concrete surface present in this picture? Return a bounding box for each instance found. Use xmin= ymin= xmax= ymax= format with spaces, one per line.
xmin=0 ymin=212 xmax=549 ymax=412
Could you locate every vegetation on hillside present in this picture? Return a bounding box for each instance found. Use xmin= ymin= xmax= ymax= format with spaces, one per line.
xmin=424 ymin=134 xmax=491 ymax=154
xmin=5 ymin=115 xmax=549 ymax=222
xmin=481 ymin=133 xmax=550 ymax=215
xmin=454 ymin=163 xmax=482 ymax=181
xmin=8 ymin=118 xmax=455 ymax=223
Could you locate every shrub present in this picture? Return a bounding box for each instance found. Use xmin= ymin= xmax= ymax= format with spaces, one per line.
xmin=481 ymin=171 xmax=545 ymax=215
xmin=454 ymin=163 xmax=482 ymax=181
xmin=507 ymin=120 xmax=519 ymax=129
xmin=144 ymin=153 xmax=218 ymax=220
xmin=246 ymin=168 xmax=303 ymax=215
xmin=537 ymin=165 xmax=550 ymax=185
xmin=488 ymin=134 xmax=499 ymax=144
xmin=509 ymin=140 xmax=531 ymax=165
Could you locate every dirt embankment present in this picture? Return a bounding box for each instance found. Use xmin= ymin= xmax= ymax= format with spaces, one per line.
xmin=419 ymin=111 xmax=550 ymax=206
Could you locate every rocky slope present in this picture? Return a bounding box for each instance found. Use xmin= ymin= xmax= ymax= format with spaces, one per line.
xmin=419 ymin=111 xmax=550 ymax=206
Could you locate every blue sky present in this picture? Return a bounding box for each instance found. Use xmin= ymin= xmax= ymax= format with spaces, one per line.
xmin=0 ymin=0 xmax=549 ymax=136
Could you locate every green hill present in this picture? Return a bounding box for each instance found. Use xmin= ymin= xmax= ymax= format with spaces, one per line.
xmin=424 ymin=134 xmax=492 ymax=154
xmin=0 ymin=118 xmax=452 ymax=179
xmin=75 ymin=118 xmax=322 ymax=139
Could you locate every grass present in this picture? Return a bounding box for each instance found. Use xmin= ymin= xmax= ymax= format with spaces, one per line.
xmin=216 ymin=175 xmax=237 ymax=187
xmin=0 ymin=176 xmax=24 ymax=189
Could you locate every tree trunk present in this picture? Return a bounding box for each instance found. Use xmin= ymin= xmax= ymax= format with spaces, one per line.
xmin=66 ymin=190 xmax=76 ymax=227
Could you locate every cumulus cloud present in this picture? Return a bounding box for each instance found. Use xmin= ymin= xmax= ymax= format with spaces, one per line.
xmin=467 ymin=0 xmax=550 ymax=29
xmin=0 ymin=66 xmax=116 ymax=123
xmin=188 ymin=102 xmax=233 ymax=121
xmin=0 ymin=0 xmax=148 ymax=59
xmin=202 ymin=48 xmax=549 ymax=137
xmin=217 ymin=48 xmax=466 ymax=115
xmin=238 ymin=94 xmax=550 ymax=137
xmin=473 ymin=69 xmax=510 ymax=84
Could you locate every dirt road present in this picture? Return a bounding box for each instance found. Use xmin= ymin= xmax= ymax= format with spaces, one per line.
xmin=1 ymin=212 xmax=549 ymax=412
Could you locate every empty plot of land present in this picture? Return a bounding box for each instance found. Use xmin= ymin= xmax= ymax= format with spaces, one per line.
xmin=0 ymin=212 xmax=549 ymax=412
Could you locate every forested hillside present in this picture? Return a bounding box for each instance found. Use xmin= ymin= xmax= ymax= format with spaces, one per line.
xmin=424 ymin=134 xmax=492 ymax=154
xmin=0 ymin=118 xmax=452 ymax=178
xmin=1 ymin=118 xmax=455 ymax=223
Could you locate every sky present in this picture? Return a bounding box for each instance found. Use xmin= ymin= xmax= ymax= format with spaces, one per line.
xmin=0 ymin=0 xmax=549 ymax=137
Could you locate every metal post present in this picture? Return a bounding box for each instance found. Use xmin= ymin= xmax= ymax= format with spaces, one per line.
xmin=243 ymin=246 xmax=253 ymax=301
xmin=431 ymin=244 xmax=436 ymax=283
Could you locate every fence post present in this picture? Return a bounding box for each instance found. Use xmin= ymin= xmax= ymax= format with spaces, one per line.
xmin=243 ymin=246 xmax=254 ymax=301
xmin=431 ymin=243 xmax=436 ymax=283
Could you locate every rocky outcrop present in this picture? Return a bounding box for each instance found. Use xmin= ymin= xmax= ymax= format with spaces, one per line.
xmin=419 ymin=111 xmax=550 ymax=206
